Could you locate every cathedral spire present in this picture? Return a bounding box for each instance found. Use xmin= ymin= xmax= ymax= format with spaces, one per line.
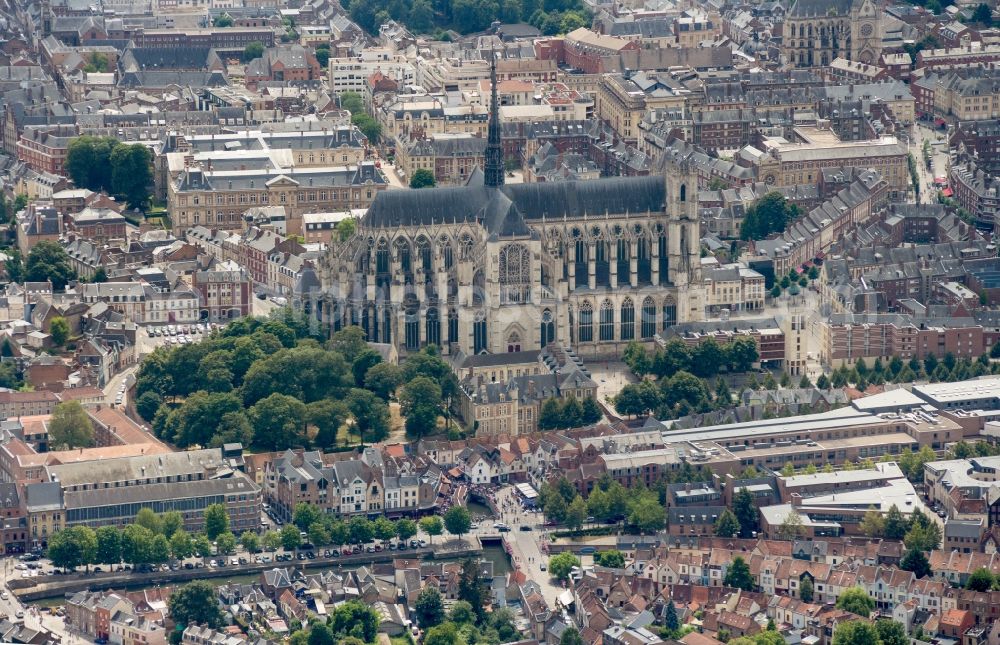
xmin=484 ymin=48 xmax=504 ymax=189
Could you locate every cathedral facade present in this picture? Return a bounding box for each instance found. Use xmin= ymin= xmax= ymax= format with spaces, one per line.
xmin=782 ymin=0 xmax=883 ymax=68
xmin=317 ymin=59 xmax=705 ymax=359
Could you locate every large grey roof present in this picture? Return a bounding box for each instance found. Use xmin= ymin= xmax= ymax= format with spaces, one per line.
xmin=362 ymin=174 xmax=664 ymax=237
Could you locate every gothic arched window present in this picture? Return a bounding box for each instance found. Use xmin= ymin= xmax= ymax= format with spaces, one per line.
xmin=499 ymin=243 xmax=531 ymax=304
xmin=599 ymin=299 xmax=614 ymax=341
xmin=540 ymin=309 xmax=555 ymax=347
xmin=663 ymin=296 xmax=677 ymax=330
xmin=620 ymin=297 xmax=635 ymax=341
xmin=641 ymin=296 xmax=656 ymax=339
xmin=579 ymin=301 xmax=593 ymax=342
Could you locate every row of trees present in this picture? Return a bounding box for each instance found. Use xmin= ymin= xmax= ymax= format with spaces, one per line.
xmin=65 ymin=136 xmax=153 ymax=210
xmin=338 ymin=92 xmax=382 ymax=144
xmin=287 ymin=500 xmax=475 ymax=547
xmin=47 ymin=505 xmax=236 ymax=571
xmin=824 ymin=352 xmax=1000 ymax=393
xmin=614 ymin=370 xmax=729 ymax=419
xmin=345 ymin=0 xmax=589 ymax=37
xmin=539 ymin=475 xmax=670 ymax=534
xmin=537 ymin=394 xmax=602 ymax=430
xmin=623 ymin=336 xmax=760 ymax=380
xmin=136 ymin=313 xmax=458 ymax=450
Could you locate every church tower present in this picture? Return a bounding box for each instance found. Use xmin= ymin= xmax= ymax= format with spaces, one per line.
xmin=484 ymin=51 xmax=505 ymax=189
xmin=850 ymin=0 xmax=883 ymax=64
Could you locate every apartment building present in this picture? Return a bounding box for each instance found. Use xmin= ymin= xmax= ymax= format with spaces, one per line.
xmin=192 ymin=260 xmax=252 ymax=322
xmin=16 ymin=125 xmax=76 ymax=175
xmin=596 ymin=71 xmax=695 ymax=143
xmin=329 ymin=49 xmax=415 ymax=95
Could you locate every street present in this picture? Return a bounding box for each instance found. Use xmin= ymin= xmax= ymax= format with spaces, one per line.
xmin=909 ymin=123 xmax=950 ymax=203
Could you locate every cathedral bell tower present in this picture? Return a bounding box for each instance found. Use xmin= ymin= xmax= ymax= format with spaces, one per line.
xmin=666 ymin=159 xmax=701 ymax=287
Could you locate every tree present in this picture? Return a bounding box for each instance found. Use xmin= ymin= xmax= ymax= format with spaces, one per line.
xmin=169 ymin=581 xmax=224 ymax=630
xmin=778 ymin=510 xmax=805 ymax=540
xmin=423 ymin=622 xmax=460 ymax=645
xmin=444 ymin=505 xmax=471 ymax=539
xmin=741 ymin=192 xmax=799 ymax=241
xmin=48 ymin=526 xmax=96 ymax=571
xmin=560 ymin=628 xmax=585 ymax=645
xmin=400 ymin=376 xmax=443 ymax=439
xmin=336 ymin=217 xmax=356 ymax=242
xmin=974 ymin=2 xmax=993 ymax=25
xmin=49 ymin=400 xmax=94 ymax=449
xmin=213 ymin=13 xmax=234 ymax=27
xmin=135 ymin=392 xmax=163 ymax=424
xmin=121 ymin=524 xmax=156 ymax=565
xmin=565 ymin=495 xmax=587 ymax=533
xmin=192 ymin=533 xmax=212 ymax=558
xmin=594 ymin=550 xmax=625 ymax=568
xmin=580 ymin=396 xmax=602 ymax=424
xmin=25 ymin=241 xmax=76 ymax=290
xmin=733 ymin=487 xmax=759 ymax=538
xmin=364 ymin=362 xmax=404 ymax=400
xmin=308 ymin=521 xmax=330 ymax=547
xmin=715 ymin=509 xmax=741 ymax=538
xmin=832 ymin=621 xmax=879 ymax=645
xmin=135 ymin=508 xmax=163 ymax=535
xmin=373 ymin=516 xmax=396 ymax=545
xmin=240 ymin=531 xmax=259 ymax=554
xmin=307 ymin=624 xmax=334 ymax=645
xmin=50 ymin=316 xmax=70 ymax=346
xmin=215 ymin=532 xmax=236 ymax=555
xmin=724 ymin=556 xmax=754 ymax=591
xmin=628 ymin=496 xmax=666 ymax=534
xmin=904 ymin=520 xmax=941 ymax=552
xmin=415 ymin=586 xmax=446 ymax=627
xmin=967 ymin=567 xmax=995 ymax=592
xmin=874 ymin=620 xmax=908 ymax=645
xmin=901 ymin=548 xmax=931 ymax=579
xmin=883 ymin=504 xmax=908 ymax=539
xmin=281 ymin=524 xmax=302 ymax=551
xmin=548 ymin=551 xmax=580 ymax=581
xmin=835 ymin=587 xmax=874 ymax=617
xmin=347 ymin=388 xmax=390 ymax=444
xmin=410 ymin=168 xmax=436 ymax=188
xmin=395 ymin=519 xmax=417 ymax=543
xmin=293 ymin=503 xmax=322 ymax=532
xmin=351 ymin=348 xmax=383 ymax=387
xmin=330 ymin=600 xmax=379 ymax=642
xmin=250 ymin=393 xmax=308 ymax=450
xmin=203 ymin=503 xmax=229 ymax=540
xmin=799 ymin=576 xmax=813 ymax=602
xmin=859 ymin=507 xmax=885 ymax=538
xmin=95 ymin=525 xmax=121 ymax=564
xmin=420 ymin=515 xmax=443 ymax=544
xmin=664 ymin=599 xmax=680 ymax=632
xmin=170 ymin=531 xmax=193 ymax=560
xmin=348 ymin=516 xmax=374 ymax=544
xmin=109 ymin=143 xmax=152 ymax=210
xmin=243 ymin=41 xmax=264 ymax=61
xmin=262 ymin=530 xmax=282 ymax=552
xmin=66 ymin=136 xmax=116 ymax=193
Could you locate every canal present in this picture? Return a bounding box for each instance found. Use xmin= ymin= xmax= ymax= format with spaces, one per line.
xmin=29 ymin=544 xmax=512 ymax=610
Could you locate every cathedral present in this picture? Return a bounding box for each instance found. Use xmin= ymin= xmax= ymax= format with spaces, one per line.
xmin=782 ymin=0 xmax=883 ymax=68
xmin=317 ymin=57 xmax=705 ymax=359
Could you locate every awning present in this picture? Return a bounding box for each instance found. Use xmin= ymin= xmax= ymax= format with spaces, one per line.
xmin=559 ymin=590 xmax=575 ymax=607
xmin=942 ymin=187 xmax=953 ymax=197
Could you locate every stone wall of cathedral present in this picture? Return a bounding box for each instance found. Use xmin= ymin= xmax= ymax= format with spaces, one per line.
xmin=317 ymin=172 xmax=705 ymax=359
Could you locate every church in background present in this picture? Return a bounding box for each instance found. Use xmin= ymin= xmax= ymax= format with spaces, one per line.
xmin=318 ymin=55 xmax=706 ymax=360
